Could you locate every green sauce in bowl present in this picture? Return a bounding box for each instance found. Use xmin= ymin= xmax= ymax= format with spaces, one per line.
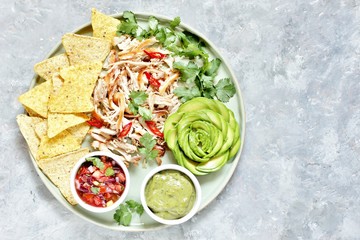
xmin=145 ymin=170 xmax=196 ymax=220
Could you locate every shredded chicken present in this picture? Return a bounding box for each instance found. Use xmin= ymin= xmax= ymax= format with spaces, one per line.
xmin=90 ymin=35 xmax=181 ymax=167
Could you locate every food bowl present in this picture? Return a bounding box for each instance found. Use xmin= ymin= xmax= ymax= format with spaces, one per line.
xmin=140 ymin=164 xmax=202 ymax=225
xmin=70 ymin=151 xmax=130 ymax=213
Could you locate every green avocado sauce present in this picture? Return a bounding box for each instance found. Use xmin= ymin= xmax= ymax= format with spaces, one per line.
xmin=145 ymin=170 xmax=196 ymax=220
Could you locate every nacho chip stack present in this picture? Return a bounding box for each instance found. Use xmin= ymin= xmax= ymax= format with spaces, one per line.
xmin=16 ymin=8 xmax=119 ymax=205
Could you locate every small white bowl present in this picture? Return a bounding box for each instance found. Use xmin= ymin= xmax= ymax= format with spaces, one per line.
xmin=70 ymin=151 xmax=130 ymax=213
xmin=140 ymin=164 xmax=202 ymax=225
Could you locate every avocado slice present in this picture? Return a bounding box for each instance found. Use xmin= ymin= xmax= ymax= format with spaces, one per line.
xmin=229 ymin=138 xmax=241 ymax=159
xmin=182 ymin=155 xmax=208 ymax=175
xmin=172 ymin=144 xmax=184 ymax=166
xmin=177 ymin=97 xmax=210 ymax=113
xmin=165 ymin=128 xmax=177 ymax=150
xmin=214 ymin=100 xmax=231 ymax=122
xmin=164 ymin=112 xmax=184 ymax=149
xmin=196 ymin=151 xmax=229 ymax=173
xmin=164 ymin=112 xmax=183 ymax=133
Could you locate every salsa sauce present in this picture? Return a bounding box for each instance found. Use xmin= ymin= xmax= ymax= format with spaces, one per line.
xmin=75 ymin=155 xmax=126 ymax=208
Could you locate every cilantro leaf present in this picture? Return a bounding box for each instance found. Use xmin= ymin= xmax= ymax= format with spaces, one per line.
xmin=155 ymin=28 xmax=167 ymax=43
xmin=200 ymin=74 xmax=215 ymax=89
xmin=138 ymin=106 xmax=152 ymax=121
xmin=148 ymin=16 xmax=159 ymax=31
xmin=117 ymin=11 xmax=138 ymax=36
xmin=204 ymin=58 xmax=221 ymax=76
xmin=138 ymin=133 xmax=159 ymax=162
xmin=123 ymin=11 xmax=137 ymax=23
xmin=170 ymin=16 xmax=181 ymax=29
xmin=105 ymin=167 xmax=114 ymax=176
xmin=126 ymin=200 xmax=144 ymax=215
xmin=173 ymin=61 xmax=200 ymax=83
xmin=129 ymin=91 xmax=149 ymax=116
xmin=91 ymin=187 xmax=99 ymax=194
xmin=178 ymin=42 xmax=207 ymax=59
xmin=129 ymin=91 xmax=147 ymax=105
xmin=86 ymin=157 xmax=104 ymax=170
xmin=215 ymin=78 xmax=236 ymax=102
xmin=202 ymin=85 xmax=217 ymax=99
xmin=128 ymin=102 xmax=138 ymax=115
xmin=173 ymin=85 xmax=201 ymax=102
xmin=117 ymin=21 xmax=138 ymax=36
xmin=113 ymin=200 xmax=144 ymax=226
xmin=114 ymin=204 xmax=132 ymax=226
xmin=139 ymin=133 xmax=156 ymax=149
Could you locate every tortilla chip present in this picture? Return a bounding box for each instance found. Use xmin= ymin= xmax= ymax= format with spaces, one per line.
xmin=34 ymin=54 xmax=70 ymax=81
xmin=34 ymin=119 xmax=48 ymax=139
xmin=48 ymin=62 xmax=102 ymax=113
xmin=37 ymin=148 xmax=90 ymax=205
xmin=67 ymin=122 xmax=90 ymax=145
xmin=62 ymin=33 xmax=111 ymax=65
xmin=37 ymin=129 xmax=81 ymax=160
xmin=24 ymin=106 xmax=41 ymax=117
xmin=47 ymin=113 xmax=89 ymax=138
xmin=16 ymin=114 xmax=43 ymax=160
xmin=91 ymin=8 xmax=120 ymax=43
xmin=51 ymin=73 xmax=64 ymax=96
xmin=18 ymin=80 xmax=51 ymax=118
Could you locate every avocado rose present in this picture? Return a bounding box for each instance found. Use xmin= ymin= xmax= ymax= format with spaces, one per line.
xmin=164 ymin=97 xmax=241 ymax=175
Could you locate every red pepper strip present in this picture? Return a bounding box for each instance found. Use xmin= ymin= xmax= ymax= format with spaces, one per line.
xmin=143 ymin=50 xmax=167 ymax=59
xmin=145 ymin=121 xmax=164 ymax=138
xmin=118 ymin=122 xmax=132 ymax=138
xmin=87 ymin=118 xmax=103 ymax=128
xmin=144 ymin=72 xmax=161 ymax=88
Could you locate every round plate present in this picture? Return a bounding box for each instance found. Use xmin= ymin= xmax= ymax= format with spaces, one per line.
xmin=29 ymin=12 xmax=246 ymax=231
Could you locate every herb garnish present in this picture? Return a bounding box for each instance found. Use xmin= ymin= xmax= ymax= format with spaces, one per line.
xmin=86 ymin=157 xmax=104 ymax=170
xmin=113 ymin=200 xmax=144 ymax=226
xmin=116 ymin=11 xmax=236 ymax=103
xmin=90 ymin=186 xmax=99 ymax=194
xmin=128 ymin=90 xmax=152 ymax=120
xmin=105 ymin=167 xmax=115 ymax=176
xmin=138 ymin=133 xmax=159 ymax=163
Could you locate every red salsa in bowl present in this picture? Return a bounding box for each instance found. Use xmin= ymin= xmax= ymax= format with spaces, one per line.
xmin=70 ymin=151 xmax=130 ymax=212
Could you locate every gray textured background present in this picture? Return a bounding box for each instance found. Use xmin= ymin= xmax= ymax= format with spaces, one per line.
xmin=1 ymin=0 xmax=360 ymax=239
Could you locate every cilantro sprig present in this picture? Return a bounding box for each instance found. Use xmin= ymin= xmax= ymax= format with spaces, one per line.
xmin=86 ymin=157 xmax=104 ymax=170
xmin=138 ymin=133 xmax=159 ymax=163
xmin=116 ymin=11 xmax=236 ymax=103
xmin=128 ymin=90 xmax=152 ymax=120
xmin=113 ymin=200 xmax=144 ymax=226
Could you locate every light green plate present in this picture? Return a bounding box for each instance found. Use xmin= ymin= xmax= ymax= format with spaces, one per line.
xmin=29 ymin=12 xmax=246 ymax=231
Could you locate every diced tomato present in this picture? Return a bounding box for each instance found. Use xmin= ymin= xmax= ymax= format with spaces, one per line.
xmin=107 ymin=183 xmax=116 ymax=190
xmin=93 ymin=195 xmax=102 ymax=207
xmin=117 ymin=172 xmax=126 ymax=183
xmin=115 ymin=184 xmax=124 ymax=193
xmin=145 ymin=121 xmax=164 ymax=138
xmin=82 ymin=193 xmax=94 ymax=205
xmin=104 ymin=193 xmax=112 ymax=200
xmin=99 ymin=186 xmax=107 ymax=194
xmin=75 ymin=155 xmax=127 ymax=208
xmin=112 ymin=194 xmax=119 ymax=202
xmin=143 ymin=50 xmax=167 ymax=59
xmin=99 ymin=176 xmax=110 ymax=183
xmin=87 ymin=117 xmax=103 ymax=128
xmin=118 ymin=122 xmax=132 ymax=138
xmin=102 ymin=162 xmax=112 ymax=172
xmin=78 ymin=166 xmax=89 ymax=176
